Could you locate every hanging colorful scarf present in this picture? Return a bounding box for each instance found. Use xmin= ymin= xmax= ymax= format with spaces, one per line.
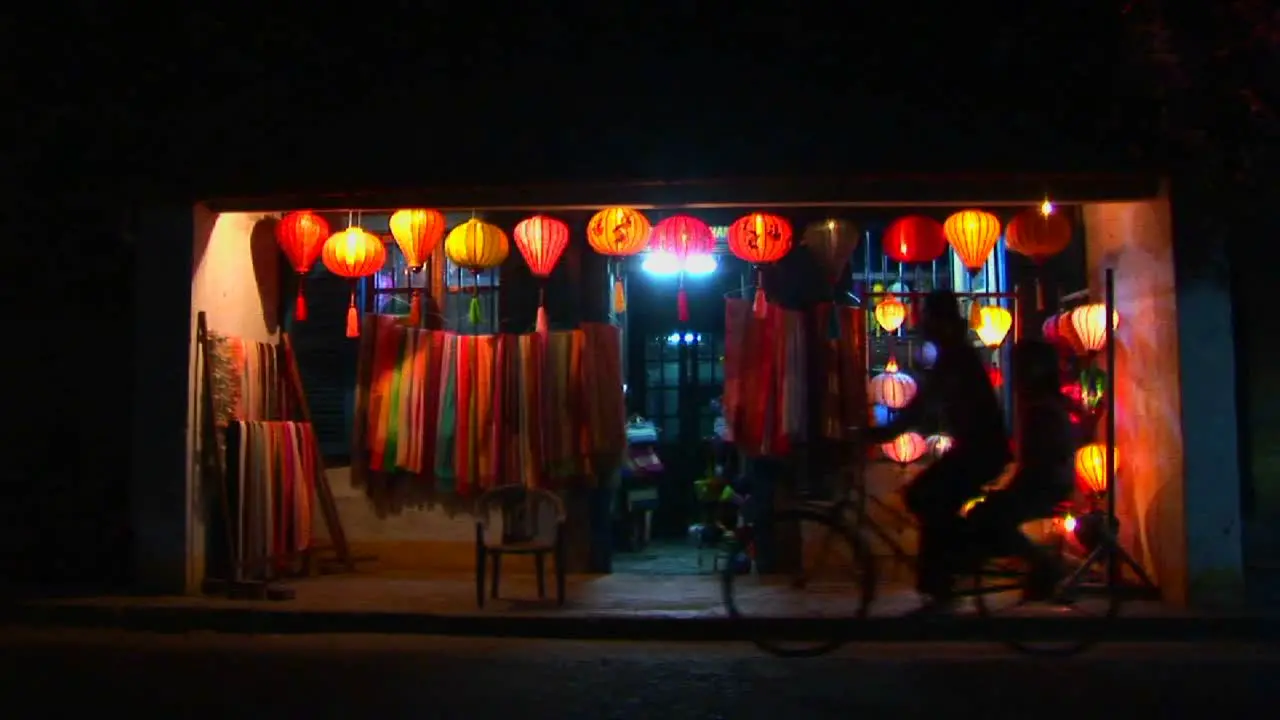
xmin=580 ymin=323 xmax=626 ymax=467
xmin=542 ymin=330 xmax=583 ymax=482
xmin=434 ymin=334 xmax=460 ymax=491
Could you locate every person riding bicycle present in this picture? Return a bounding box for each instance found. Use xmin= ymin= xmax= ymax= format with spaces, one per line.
xmin=862 ymin=290 xmax=1012 ymax=612
xmin=965 ymin=339 xmax=1076 ymax=600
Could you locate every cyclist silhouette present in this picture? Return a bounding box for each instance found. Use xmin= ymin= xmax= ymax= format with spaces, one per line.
xmin=862 ymin=290 xmax=1011 ymax=611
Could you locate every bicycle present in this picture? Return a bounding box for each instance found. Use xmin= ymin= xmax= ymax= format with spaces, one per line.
xmin=720 ymin=437 xmax=1125 ymax=658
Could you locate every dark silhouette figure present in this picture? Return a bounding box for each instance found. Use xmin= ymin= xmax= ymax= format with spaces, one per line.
xmin=863 ymin=290 xmax=1011 ymax=608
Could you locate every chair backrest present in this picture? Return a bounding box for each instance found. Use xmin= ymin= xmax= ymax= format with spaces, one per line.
xmin=474 ymin=485 xmax=566 ymax=544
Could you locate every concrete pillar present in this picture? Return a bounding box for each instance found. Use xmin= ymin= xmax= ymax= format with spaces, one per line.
xmin=130 ymin=205 xmax=197 ymax=594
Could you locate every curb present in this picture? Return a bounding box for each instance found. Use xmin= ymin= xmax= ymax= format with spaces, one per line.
xmin=4 ymin=604 xmax=1280 ymax=643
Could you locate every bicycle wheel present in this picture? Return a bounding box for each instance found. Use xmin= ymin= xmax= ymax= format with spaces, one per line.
xmin=722 ymin=509 xmax=876 ymax=657
xmin=970 ymin=554 xmax=1122 ymax=656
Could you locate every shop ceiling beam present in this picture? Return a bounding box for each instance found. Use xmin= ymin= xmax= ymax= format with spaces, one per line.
xmin=203 ymin=173 xmax=1164 ymax=214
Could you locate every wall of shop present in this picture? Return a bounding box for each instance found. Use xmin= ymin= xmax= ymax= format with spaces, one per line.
xmin=1082 ymin=198 xmax=1243 ymax=607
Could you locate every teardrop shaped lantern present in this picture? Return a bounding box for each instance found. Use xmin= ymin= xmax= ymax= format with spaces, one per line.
xmin=388 ymin=208 xmax=447 ymax=326
xmin=1074 ymin=442 xmax=1117 ymax=496
xmin=322 ymin=227 xmax=387 ymax=338
xmin=874 ymin=294 xmax=907 ymax=333
xmin=1006 ymin=206 xmax=1073 ymax=309
xmin=652 ymin=215 xmax=715 ymax=323
xmin=870 ymin=357 xmax=918 ymax=409
xmin=513 ymin=214 xmax=571 ymax=338
xmin=444 ymin=218 xmax=510 ymax=325
xmin=727 ymin=212 xmax=793 ymax=317
xmin=587 ymin=207 xmax=651 ymax=314
xmin=275 ymin=210 xmax=331 ymax=322
xmin=883 ymin=215 xmax=947 ymax=264
xmin=882 ymin=432 xmax=927 ymax=466
xmin=943 ymin=209 xmax=1002 ymax=272
xmin=973 ymin=305 xmax=1013 ymax=348
xmin=1070 ymin=303 xmax=1120 ymax=355
xmin=1057 ymin=311 xmax=1085 ymax=355
xmin=800 ymin=219 xmax=860 ymax=285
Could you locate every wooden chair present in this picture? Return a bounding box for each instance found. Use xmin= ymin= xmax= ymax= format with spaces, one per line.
xmin=474 ymin=485 xmax=567 ymax=607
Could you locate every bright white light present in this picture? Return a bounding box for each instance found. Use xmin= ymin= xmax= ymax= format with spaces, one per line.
xmin=684 ymin=254 xmax=718 ymax=276
xmin=667 ymin=332 xmax=703 ymax=345
xmin=640 ymin=252 xmax=718 ymax=276
xmin=667 ymin=332 xmax=681 ymax=344
xmin=684 ymin=333 xmax=695 ymax=343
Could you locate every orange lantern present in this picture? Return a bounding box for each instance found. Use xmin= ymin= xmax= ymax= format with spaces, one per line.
xmin=1074 ymin=442 xmax=1117 ymax=496
xmin=444 ymin=218 xmax=510 ymax=325
xmin=322 ymin=227 xmax=387 ymax=338
xmin=882 ymin=432 xmax=927 ymax=465
xmin=587 ymin=207 xmax=652 ymax=314
xmin=1056 ymin=312 xmax=1085 ymax=355
xmin=870 ymin=357 xmax=917 ymax=409
xmin=874 ymin=295 xmax=907 ymax=333
xmin=943 ymin=209 xmax=1002 ymax=272
xmin=1006 ymin=205 xmax=1072 ymax=309
xmin=1070 ymin=303 xmax=1120 ymax=355
xmin=728 ymin=212 xmax=793 ymax=316
xmin=275 ymin=211 xmax=332 ymax=322
xmin=513 ymin=214 xmax=571 ymax=337
xmin=973 ymin=305 xmax=1013 ymax=348
xmin=883 ymin=215 xmax=947 ymax=264
xmin=652 ymin=215 xmax=715 ymax=323
xmin=388 ymin=209 xmax=447 ymax=326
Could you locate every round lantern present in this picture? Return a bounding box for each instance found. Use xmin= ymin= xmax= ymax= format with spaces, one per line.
xmin=800 ymin=219 xmax=860 ymax=285
xmin=870 ymin=357 xmax=917 ymax=409
xmin=943 ymin=209 xmax=1002 ymax=272
xmin=1057 ymin=312 xmax=1085 ymax=355
xmin=1006 ymin=206 xmax=1073 ymax=309
xmin=388 ymin=208 xmax=447 ymax=326
xmin=1074 ymin=442 xmax=1118 ymax=496
xmin=1070 ymin=303 xmax=1120 ymax=355
xmin=926 ymin=433 xmax=953 ymax=458
xmin=513 ymin=214 xmax=571 ymax=337
xmin=322 ymin=227 xmax=387 ymax=338
xmin=728 ymin=212 xmax=793 ymax=317
xmin=444 ymin=218 xmax=510 ymax=325
xmin=883 ymin=215 xmax=947 ymax=264
xmin=587 ymin=207 xmax=652 ymax=314
xmin=973 ymin=305 xmax=1013 ymax=348
xmin=882 ymin=432 xmax=927 ymax=466
xmin=275 ymin=210 xmax=332 ymax=322
xmin=874 ymin=295 xmax=907 ymax=333
xmin=652 ymin=215 xmax=716 ymax=323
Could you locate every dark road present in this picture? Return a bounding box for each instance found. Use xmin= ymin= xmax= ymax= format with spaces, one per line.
xmin=3 ymin=629 xmax=1278 ymax=718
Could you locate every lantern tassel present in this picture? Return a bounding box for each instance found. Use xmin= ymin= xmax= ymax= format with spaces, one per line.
xmin=752 ymin=287 xmax=767 ymax=318
xmin=468 ymin=295 xmax=483 ymax=325
xmin=613 ymin=278 xmax=627 ymax=314
xmin=345 ymin=298 xmax=360 ymax=338
xmin=294 ymin=284 xmax=308 ymax=322
xmin=409 ymin=289 xmax=422 ymax=327
xmin=1035 ymin=277 xmax=1046 ymax=312
xmin=536 ymin=305 xmax=549 ymax=338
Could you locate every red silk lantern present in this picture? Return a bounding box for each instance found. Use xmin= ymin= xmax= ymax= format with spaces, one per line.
xmin=652 ymin=215 xmax=715 ymax=323
xmin=514 ymin=214 xmax=571 ymax=337
xmin=388 ymin=208 xmax=447 ymax=326
xmin=1006 ymin=206 xmax=1073 ymax=309
xmin=322 ymin=227 xmax=387 ymax=338
xmin=275 ymin=211 xmax=331 ymax=321
xmin=883 ymin=215 xmax=947 ymax=264
xmin=587 ymin=207 xmax=651 ymax=314
xmin=882 ymin=432 xmax=927 ymax=465
xmin=943 ymin=209 xmax=1002 ymax=272
xmin=728 ymin=212 xmax=793 ymax=317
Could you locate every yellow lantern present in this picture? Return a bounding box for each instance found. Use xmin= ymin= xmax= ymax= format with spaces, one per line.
xmin=874 ymin=294 xmax=907 ymax=333
xmin=444 ymin=218 xmax=510 ymax=324
xmin=870 ymin=357 xmax=917 ymax=409
xmin=973 ymin=305 xmax=1013 ymax=348
xmin=943 ymin=209 xmax=1001 ymax=272
xmin=1070 ymin=303 xmax=1120 ymax=355
xmin=1074 ymin=442 xmax=1117 ymax=495
xmin=882 ymin=432 xmax=927 ymax=465
xmin=388 ymin=208 xmax=447 ymax=326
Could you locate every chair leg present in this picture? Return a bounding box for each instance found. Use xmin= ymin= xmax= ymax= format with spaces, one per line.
xmin=491 ymin=553 xmax=502 ymax=599
xmin=476 ymin=545 xmax=487 ymax=608
xmin=535 ymin=553 xmax=547 ymax=599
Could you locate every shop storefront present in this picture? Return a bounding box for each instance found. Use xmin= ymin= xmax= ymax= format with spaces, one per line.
xmin=127 ymin=173 xmax=1244 ymax=612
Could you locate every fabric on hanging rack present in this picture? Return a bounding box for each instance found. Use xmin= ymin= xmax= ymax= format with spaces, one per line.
xmin=434 ymin=333 xmax=460 ymax=491
xmin=579 ymin=322 xmax=626 ymax=469
xmin=820 ymin=303 xmax=868 ymax=440
xmin=495 ymin=334 xmax=545 ymax=488
xmin=777 ymin=305 xmax=808 ymax=452
xmin=434 ymin=334 xmax=499 ymax=493
xmin=223 ymin=420 xmax=317 ymax=581
xmin=543 ymin=329 xmax=585 ymax=481
xmin=724 ymin=299 xmax=816 ymax=457
xmin=206 ymin=332 xmax=286 ymax=427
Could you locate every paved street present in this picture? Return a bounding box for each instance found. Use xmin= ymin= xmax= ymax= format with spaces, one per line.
xmin=2 ymin=629 xmax=1279 ymax=718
